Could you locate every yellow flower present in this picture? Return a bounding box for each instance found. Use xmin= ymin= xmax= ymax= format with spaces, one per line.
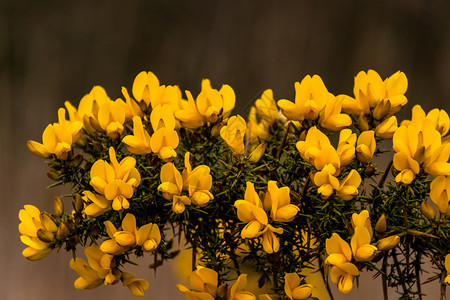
xmin=101 ymin=214 xmax=161 ymax=254
xmin=351 ymin=210 xmax=373 ymax=239
xmin=18 ymin=205 xmax=57 ymax=260
xmin=248 ymin=143 xmax=266 ymax=163
xmin=227 ymin=274 xmax=256 ymax=300
xmin=313 ymin=164 xmax=340 ymax=199
xmin=350 ymin=227 xmax=377 ymax=262
xmin=122 ymin=116 xmax=152 ymax=155
xmin=220 ymin=115 xmax=247 ymax=155
xmin=427 ymin=108 xmax=450 ymax=136
xmin=377 ymin=235 xmax=400 ymax=251
xmin=356 ymin=130 xmax=376 ymax=163
xmin=122 ymin=272 xmax=149 ymax=298
xmin=247 ymin=107 xmax=269 ymax=145
xmin=151 ymin=104 xmax=176 ymax=131
xmin=260 ymin=224 xmax=283 ymax=253
xmin=284 ymin=273 xmax=313 ymax=300
xmin=131 ymin=71 xmax=160 ymax=107
xmin=234 ymin=182 xmax=268 ymax=239
xmin=329 ymin=263 xmax=359 ymax=294
xmin=325 ymin=233 xmax=352 ymax=265
xmin=278 ymin=75 xmax=332 ymax=121
xmin=430 ymin=175 xmax=450 ymax=214
xmin=296 ymin=126 xmax=340 ymax=172
xmin=175 ymin=90 xmax=205 ymax=129
xmin=182 ymin=152 xmax=214 ymax=207
xmin=116 ymin=87 xmax=143 ymax=121
xmin=77 ymin=86 xmax=112 ymax=132
xmin=70 ymin=245 xmax=121 ymax=289
xmin=196 ymin=79 xmax=235 ymax=123
xmin=341 ymin=70 xmax=407 ymax=116
xmin=255 ymin=89 xmax=278 ymax=124
xmin=336 ymin=129 xmax=356 ymax=167
xmin=150 ymin=127 xmax=179 ymax=161
xmin=393 ymin=151 xmax=420 ymax=185
xmin=97 ymin=99 xmax=125 ymax=139
xmin=90 ymin=147 xmax=141 ymax=211
xmin=83 ymin=191 xmax=111 ymax=217
xmin=336 ymin=169 xmax=361 ymax=201
xmin=263 ymin=181 xmax=299 ymax=222
xmin=27 ymin=108 xmax=82 ymax=160
xmin=318 ymin=96 xmax=352 ymax=131
xmin=375 ymin=116 xmax=398 ymax=139
xmin=158 ymin=162 xmax=191 ymax=214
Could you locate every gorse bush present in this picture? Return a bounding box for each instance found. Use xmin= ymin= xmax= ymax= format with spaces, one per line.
xmin=20 ymin=70 xmax=450 ymax=299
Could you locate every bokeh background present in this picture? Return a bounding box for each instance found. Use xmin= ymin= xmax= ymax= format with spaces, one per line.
xmin=1 ymin=0 xmax=449 ymax=299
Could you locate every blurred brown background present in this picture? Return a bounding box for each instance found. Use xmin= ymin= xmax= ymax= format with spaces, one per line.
xmin=1 ymin=0 xmax=449 ymax=299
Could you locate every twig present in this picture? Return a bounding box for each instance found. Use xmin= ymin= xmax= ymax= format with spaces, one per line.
xmin=441 ymin=267 xmax=447 ymax=300
xmin=276 ymin=121 xmax=292 ymax=159
xmin=382 ymin=253 xmax=389 ymax=300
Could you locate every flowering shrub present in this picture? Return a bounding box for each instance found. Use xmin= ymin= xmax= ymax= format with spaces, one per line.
xmin=20 ymin=70 xmax=450 ymax=299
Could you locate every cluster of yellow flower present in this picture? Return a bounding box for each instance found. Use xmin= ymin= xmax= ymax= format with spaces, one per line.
xmin=20 ymin=69 xmax=450 ymax=299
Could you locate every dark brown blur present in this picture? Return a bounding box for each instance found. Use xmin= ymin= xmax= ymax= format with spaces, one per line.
xmin=1 ymin=0 xmax=449 ymax=299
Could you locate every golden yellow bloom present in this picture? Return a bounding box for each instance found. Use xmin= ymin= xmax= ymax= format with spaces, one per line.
xmin=83 ymin=191 xmax=111 ymax=217
xmin=284 ymin=273 xmax=313 ymax=300
xmin=351 ymin=210 xmax=373 ymax=239
xmin=427 ymin=108 xmax=450 ymax=136
xmin=313 ymin=164 xmax=340 ymax=199
xmin=278 ymin=75 xmax=332 ymax=121
xmin=375 ymin=116 xmax=398 ymax=139
xmin=337 ymin=129 xmax=356 ymax=167
xmin=151 ymin=104 xmax=176 ymax=131
xmin=158 ymin=162 xmax=190 ymax=213
xmin=182 ymin=152 xmax=214 ymax=207
xmin=296 ymin=126 xmax=340 ymax=172
xmin=377 ymin=235 xmax=400 ymax=251
xmin=227 ymin=274 xmax=256 ymax=300
xmin=116 ymin=87 xmax=143 ymax=121
xmin=263 ymin=181 xmax=299 ymax=222
xmin=341 ymin=70 xmax=407 ymax=116
xmin=175 ymin=90 xmax=205 ymax=129
xmin=220 ymin=115 xmax=247 ymax=155
xmin=393 ymin=151 xmax=420 ymax=185
xmin=430 ymin=175 xmax=450 ymax=214
xmin=234 ymin=182 xmax=268 ymax=239
xmin=318 ymin=96 xmax=352 ymax=131
xmin=336 ymin=169 xmax=361 ymax=201
xmin=247 ymin=107 xmax=269 ymax=145
xmin=356 ymin=130 xmax=376 ymax=163
xmin=350 ymin=227 xmax=377 ymax=262
xmin=196 ymin=79 xmax=235 ymax=123
xmin=325 ymin=233 xmax=352 ymax=265
xmin=150 ymin=127 xmax=179 ymax=161
xmin=18 ymin=205 xmax=57 ymax=261
xmin=248 ymin=143 xmax=266 ymax=163
xmin=97 ymin=99 xmax=125 ymax=139
xmin=255 ymin=89 xmax=278 ymax=124
xmin=177 ymin=266 xmax=218 ymax=298
xmin=101 ymin=214 xmax=161 ymax=254
xmin=70 ymin=245 xmax=121 ymax=289
xmin=122 ymin=116 xmax=152 ymax=155
xmin=90 ymin=147 xmax=141 ymax=211
xmin=260 ymin=224 xmax=283 ymax=253
xmin=122 ymin=272 xmax=149 ymax=298
xmin=77 ymin=86 xmax=112 ymax=132
xmin=329 ymin=263 xmax=359 ymax=295
xmin=132 ymin=71 xmax=160 ymax=107
xmin=27 ymin=108 xmax=83 ymax=159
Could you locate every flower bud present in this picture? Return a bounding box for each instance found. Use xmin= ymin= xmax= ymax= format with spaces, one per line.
xmin=37 ymin=229 xmax=55 ymax=243
xmin=65 ymin=219 xmax=76 ymax=232
xmin=56 ymin=223 xmax=69 ymax=240
xmin=211 ymin=121 xmax=224 ymax=137
xmin=377 ymin=235 xmax=400 ymax=251
xmin=70 ymin=154 xmax=84 ymax=168
xmin=46 ymin=170 xmax=60 ymax=181
xmin=217 ymin=283 xmax=228 ymax=298
xmin=420 ymin=202 xmax=436 ymax=220
xmin=357 ymin=115 xmax=369 ymax=131
xmin=375 ymin=214 xmax=387 ymax=233
xmin=53 ymin=196 xmax=64 ymax=217
xmin=73 ymin=194 xmax=84 ymax=213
